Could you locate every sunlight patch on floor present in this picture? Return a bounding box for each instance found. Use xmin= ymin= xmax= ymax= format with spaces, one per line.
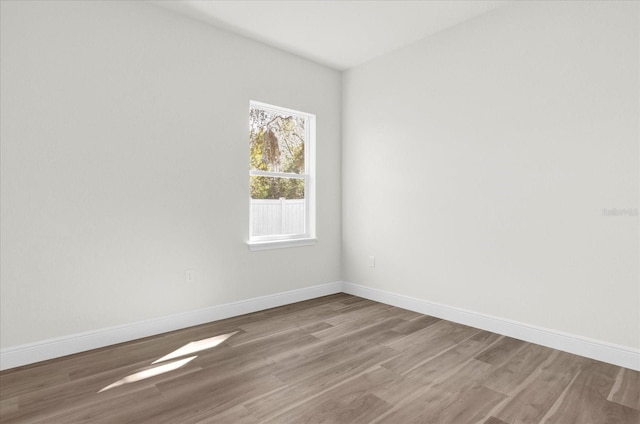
xmin=98 ymin=331 xmax=238 ymax=393
xmin=98 ymin=356 xmax=196 ymax=393
xmin=152 ymin=331 xmax=238 ymax=364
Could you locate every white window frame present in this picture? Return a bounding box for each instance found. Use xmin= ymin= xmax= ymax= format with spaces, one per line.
xmin=248 ymin=101 xmax=316 ymax=251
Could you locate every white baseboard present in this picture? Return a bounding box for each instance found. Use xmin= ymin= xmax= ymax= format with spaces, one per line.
xmin=3 ymin=281 xmax=638 ymax=372
xmin=0 ymin=281 xmax=343 ymax=371
xmin=342 ymin=282 xmax=640 ymax=371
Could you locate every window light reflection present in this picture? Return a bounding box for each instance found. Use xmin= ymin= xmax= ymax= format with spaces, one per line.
xmin=98 ymin=356 xmax=196 ymax=393
xmin=151 ymin=331 xmax=238 ymax=364
xmin=98 ymin=331 xmax=238 ymax=393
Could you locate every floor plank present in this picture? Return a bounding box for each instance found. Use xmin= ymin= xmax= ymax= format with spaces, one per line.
xmin=483 ymin=343 xmax=557 ymax=396
xmin=608 ymin=367 xmax=640 ymax=411
xmin=540 ymin=360 xmax=620 ymax=424
xmin=475 ymin=336 xmax=527 ymax=366
xmin=492 ymin=351 xmax=588 ymax=424
xmin=484 ymin=417 xmax=510 ymax=424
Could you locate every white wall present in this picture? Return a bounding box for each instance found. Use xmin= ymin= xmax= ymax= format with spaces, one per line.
xmin=0 ymin=0 xmax=341 ymax=349
xmin=343 ymin=1 xmax=639 ymax=349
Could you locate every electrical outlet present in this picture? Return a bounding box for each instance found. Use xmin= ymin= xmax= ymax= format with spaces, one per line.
xmin=369 ymin=256 xmax=375 ymax=268
xmin=185 ymin=269 xmax=195 ymax=283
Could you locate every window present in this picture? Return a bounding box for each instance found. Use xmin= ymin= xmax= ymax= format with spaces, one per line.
xmin=248 ymin=101 xmax=316 ymax=250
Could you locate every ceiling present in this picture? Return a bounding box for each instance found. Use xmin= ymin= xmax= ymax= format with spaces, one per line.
xmin=150 ymin=0 xmax=511 ymax=70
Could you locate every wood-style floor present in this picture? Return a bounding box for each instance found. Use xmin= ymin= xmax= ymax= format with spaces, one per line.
xmin=1 ymin=293 xmax=639 ymax=423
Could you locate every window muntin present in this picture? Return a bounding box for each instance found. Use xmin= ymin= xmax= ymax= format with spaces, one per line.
xmin=249 ymin=101 xmax=315 ymax=244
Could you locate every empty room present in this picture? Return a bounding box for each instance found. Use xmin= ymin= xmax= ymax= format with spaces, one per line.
xmin=1 ymin=0 xmax=638 ymax=423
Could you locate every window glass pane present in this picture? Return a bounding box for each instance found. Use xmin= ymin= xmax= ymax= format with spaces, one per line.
xmin=250 ymin=177 xmax=306 ymax=237
xmin=250 ymin=176 xmax=304 ymax=200
xmin=250 ymin=107 xmax=305 ymax=174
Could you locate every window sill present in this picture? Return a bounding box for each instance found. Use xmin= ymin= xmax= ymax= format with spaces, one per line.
xmin=247 ymin=238 xmax=317 ymax=251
